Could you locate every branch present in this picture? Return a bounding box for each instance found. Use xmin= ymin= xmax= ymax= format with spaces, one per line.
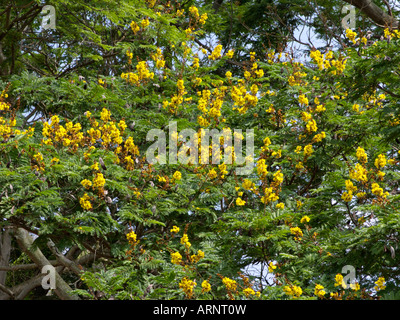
xmin=47 ymin=239 xmax=82 ymax=275
xmin=0 ymin=282 xmax=15 ymax=299
xmin=14 ymin=228 xmax=80 ymax=300
xmin=342 ymin=0 xmax=399 ymax=28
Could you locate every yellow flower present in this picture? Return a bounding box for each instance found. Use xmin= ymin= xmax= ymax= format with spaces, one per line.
xmin=268 ymin=261 xmax=277 ymax=272
xmin=173 ymin=171 xmax=182 ymax=181
xmin=208 ymin=168 xmax=217 ymax=179
xmin=222 ymin=277 xmax=237 ymax=292
xmin=341 ymin=191 xmax=353 ymax=202
xmin=226 ymin=50 xmax=234 ymax=58
xmin=202 ymin=280 xmax=211 ymax=292
xmin=171 ymin=251 xmax=182 ymax=265
xmin=290 ymin=227 xmax=303 ymax=241
xmin=93 ymin=172 xmax=106 ymax=189
xmin=242 ymin=179 xmax=254 ymax=190
xmin=374 ymin=277 xmax=386 ymax=291
xmin=345 ymin=179 xmax=357 ymax=193
xmin=181 ymin=233 xmax=189 ymax=244
xmin=314 ymin=284 xmax=326 ymax=298
xmin=100 ymin=108 xmax=111 ymax=122
xmin=179 ymin=277 xmax=197 ymax=299
xmin=374 ymin=154 xmax=386 ymax=169
xmin=208 ymin=44 xmax=223 ymax=60
xmin=33 ymin=152 xmax=43 ymax=162
xmin=345 ymin=29 xmax=357 ymax=44
xmin=349 ymin=163 xmax=367 ymax=182
xmin=300 ymin=216 xmax=310 ymax=223
xmin=276 ymin=202 xmax=285 ymax=209
xmin=350 ymin=282 xmax=360 ymax=291
xmin=141 ymin=18 xmax=150 ymax=29
xmin=81 ymin=179 xmax=92 ymax=189
xmin=170 ymin=225 xmax=180 ymax=233
xmin=236 ymin=197 xmax=246 ymax=206
xmin=283 ymin=285 xmax=302 ymax=298
xmin=126 ymin=230 xmax=137 ymax=244
xmin=298 ymin=94 xmax=309 ymax=106
xmin=303 ymin=144 xmax=313 ymax=158
xmin=79 ymin=193 xmax=92 ymax=210
xmin=180 ymin=233 xmax=191 ymax=248
xmin=371 ymin=183 xmax=384 ymax=197
xmin=243 ymin=287 xmax=255 ymax=297
xmin=130 ymin=21 xmax=140 ymax=34
xmin=334 ymin=274 xmax=346 ymax=289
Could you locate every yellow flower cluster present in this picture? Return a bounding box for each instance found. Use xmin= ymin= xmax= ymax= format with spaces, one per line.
xmin=222 ymin=277 xmax=237 ymax=292
xmin=208 ymin=44 xmax=223 ymax=60
xmin=349 ymin=163 xmax=367 ymax=182
xmin=300 ymin=216 xmax=310 ymax=223
xmin=303 ymin=144 xmax=313 ymax=158
xmin=342 ymin=179 xmax=358 ymax=202
xmin=334 ymin=274 xmax=346 ymax=289
xmin=374 ymin=154 xmax=386 ymax=169
xmin=309 ymin=49 xmax=346 ymax=75
xmin=243 ymin=287 xmax=256 ymax=297
xmin=180 ymin=233 xmax=191 ymax=249
xmin=201 ymin=280 xmax=211 ymax=293
xmin=126 ymin=230 xmax=137 ymax=245
xmin=374 ymin=277 xmax=386 ymax=291
xmin=172 ymin=171 xmax=182 ymax=181
xmin=298 ymin=94 xmax=309 ymax=106
xmin=130 ymin=18 xmax=150 ymax=34
xmin=151 ymin=47 xmax=166 ymax=69
xmin=371 ymin=182 xmax=387 ymax=198
xmin=190 ymin=249 xmax=205 ymax=263
xmin=283 ymin=284 xmax=302 ymax=298
xmin=171 ymin=251 xmax=182 ymax=265
xmin=314 ymin=284 xmax=326 ymax=298
xmin=384 ymin=27 xmax=400 ymax=39
xmin=42 ymin=115 xmax=83 ymax=149
xmin=79 ymin=193 xmax=92 ymax=210
xmin=179 ymin=277 xmax=197 ymax=299
xmin=236 ymin=197 xmax=246 ymax=206
xmin=356 ymin=147 xmax=368 ymax=164
xmin=312 ymin=131 xmax=326 ymax=143
xmin=345 ymin=28 xmax=357 ymax=44
xmin=170 ymin=225 xmax=180 ymax=233
xmin=121 ymin=61 xmax=154 ymax=85
xmin=288 ymin=67 xmax=307 ymax=86
xmin=290 ymin=226 xmax=303 ymax=241
xmin=256 ymin=158 xmax=268 ymax=177
xmin=93 ymin=172 xmax=106 ymax=190
xmin=261 ymin=187 xmax=279 ymax=205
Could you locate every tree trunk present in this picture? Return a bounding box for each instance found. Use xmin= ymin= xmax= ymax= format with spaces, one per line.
xmin=343 ymin=0 xmax=399 ymax=28
xmin=0 ymin=229 xmax=12 ymax=287
xmin=14 ymin=228 xmax=80 ymax=300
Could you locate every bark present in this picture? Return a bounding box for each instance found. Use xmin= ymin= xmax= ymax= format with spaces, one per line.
xmin=343 ymin=0 xmax=399 ymax=28
xmin=14 ymin=228 xmax=80 ymax=300
xmin=0 ymin=274 xmax=43 ymax=300
xmin=0 ymin=229 xmax=12 ymax=287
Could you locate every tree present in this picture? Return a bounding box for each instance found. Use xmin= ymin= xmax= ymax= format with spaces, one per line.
xmin=1 ymin=0 xmax=400 ymax=300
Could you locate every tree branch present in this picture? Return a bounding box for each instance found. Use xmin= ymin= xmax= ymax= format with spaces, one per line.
xmin=14 ymin=228 xmax=80 ymax=300
xmin=342 ymin=0 xmax=399 ymax=28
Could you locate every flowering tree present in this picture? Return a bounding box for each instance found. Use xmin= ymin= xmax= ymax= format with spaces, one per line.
xmin=1 ymin=0 xmax=400 ymax=300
